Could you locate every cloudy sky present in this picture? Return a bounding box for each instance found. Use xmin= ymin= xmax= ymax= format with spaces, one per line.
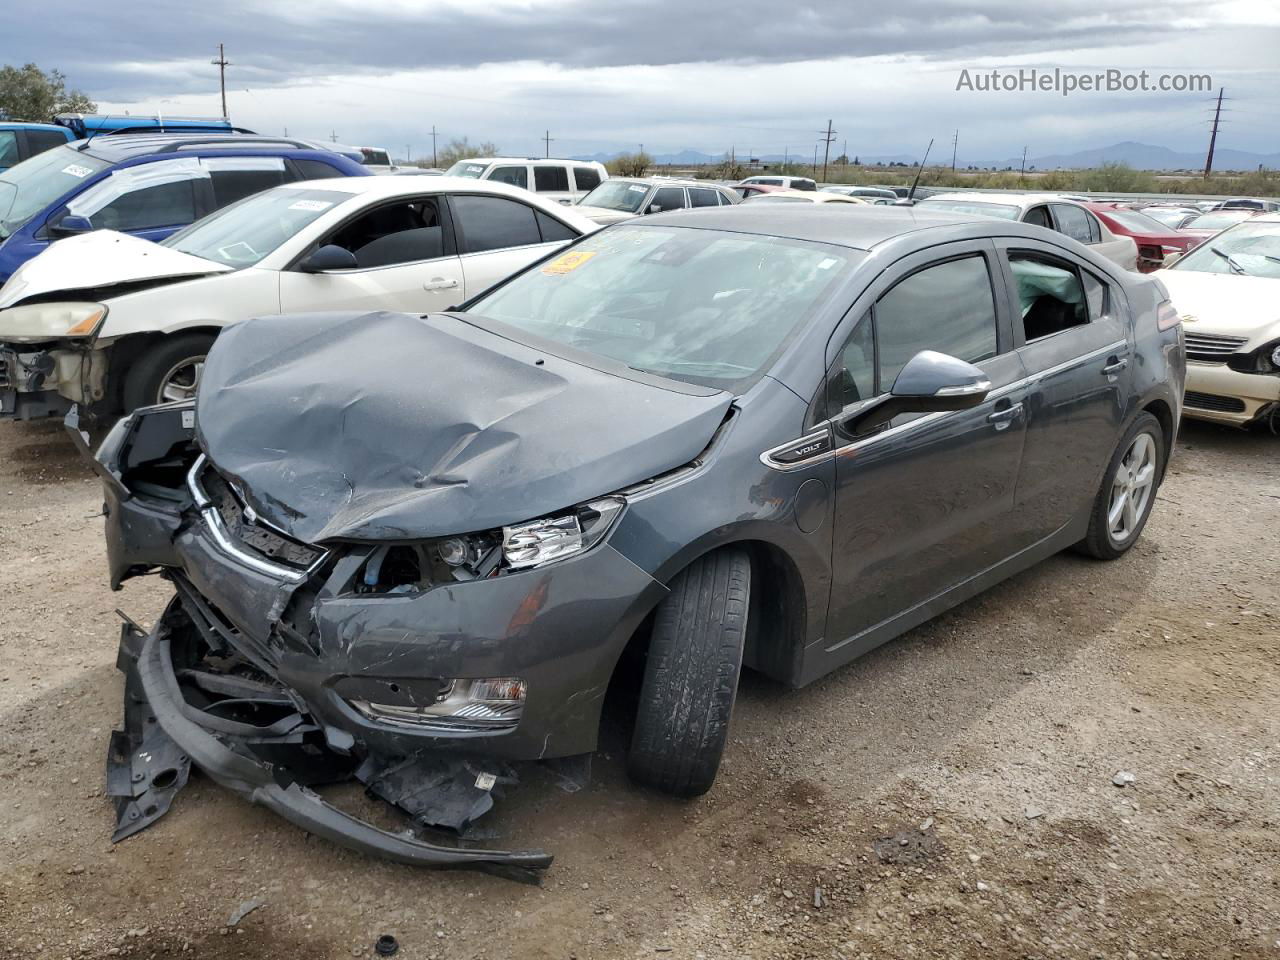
xmin=5 ymin=0 xmax=1278 ymax=162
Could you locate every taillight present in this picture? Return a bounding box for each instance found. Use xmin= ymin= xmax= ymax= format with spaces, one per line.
xmin=1156 ymin=299 xmax=1181 ymax=331
xmin=1138 ymin=244 xmax=1163 ymax=262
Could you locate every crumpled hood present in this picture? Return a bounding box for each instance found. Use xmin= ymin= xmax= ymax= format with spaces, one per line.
xmin=1156 ymin=269 xmax=1280 ymax=338
xmin=0 ymin=230 xmax=230 ymax=307
xmin=196 ymin=310 xmax=733 ymax=543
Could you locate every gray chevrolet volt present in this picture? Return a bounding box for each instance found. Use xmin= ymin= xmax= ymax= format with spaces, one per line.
xmin=77 ymin=206 xmax=1185 ymax=877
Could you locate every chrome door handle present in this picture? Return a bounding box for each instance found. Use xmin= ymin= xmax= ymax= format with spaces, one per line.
xmin=987 ymin=402 xmax=1023 ymax=429
xmin=424 ymin=278 xmax=459 ymax=291
xmin=1102 ymin=357 xmax=1129 ymax=375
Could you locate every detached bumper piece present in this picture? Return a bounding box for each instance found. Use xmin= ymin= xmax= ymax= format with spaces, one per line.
xmin=108 ymin=603 xmax=554 ymax=882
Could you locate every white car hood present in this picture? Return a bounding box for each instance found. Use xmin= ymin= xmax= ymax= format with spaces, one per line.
xmin=0 ymin=231 xmax=231 ymax=308
xmin=574 ymin=205 xmax=637 ymax=226
xmin=1156 ymin=269 xmax=1280 ymax=338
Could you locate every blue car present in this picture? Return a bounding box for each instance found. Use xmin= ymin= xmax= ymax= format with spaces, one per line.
xmin=0 ymin=133 xmax=369 ymax=283
xmin=0 ymin=122 xmax=75 ymax=171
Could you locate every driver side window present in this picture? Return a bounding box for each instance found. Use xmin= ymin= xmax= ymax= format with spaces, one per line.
xmin=828 ymin=255 xmax=999 ymax=418
xmin=323 ymin=198 xmax=445 ymax=268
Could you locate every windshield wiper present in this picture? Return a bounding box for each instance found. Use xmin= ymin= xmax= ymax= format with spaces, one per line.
xmin=1209 ymin=246 xmax=1250 ymax=275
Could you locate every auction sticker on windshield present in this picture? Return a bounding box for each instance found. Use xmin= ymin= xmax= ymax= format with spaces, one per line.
xmin=541 ymin=250 xmax=597 ymax=275
xmin=288 ymin=200 xmax=333 ymax=212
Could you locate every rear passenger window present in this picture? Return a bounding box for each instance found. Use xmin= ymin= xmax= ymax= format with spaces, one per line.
xmin=293 ymin=158 xmax=345 ymax=180
xmin=87 ymin=179 xmax=198 ymax=231
xmin=572 ymin=166 xmax=601 ymax=191
xmin=874 ymin=256 xmax=999 ymax=387
xmin=534 ymin=166 xmax=570 ymax=192
xmin=1051 ymin=204 xmax=1094 ymax=244
xmin=27 ymin=129 xmax=69 ymax=154
xmin=535 ymin=210 xmax=577 ymax=242
xmin=489 ymin=166 xmax=528 ymax=189
xmin=451 ymin=195 xmax=542 ymax=252
xmin=1008 ymin=254 xmax=1089 ymax=341
xmin=689 ymin=188 xmax=719 ymax=208
xmin=210 ymin=169 xmax=290 ymax=208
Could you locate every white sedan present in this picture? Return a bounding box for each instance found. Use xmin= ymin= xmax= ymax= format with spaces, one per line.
xmin=0 ymin=177 xmax=597 ymax=420
xmin=915 ymin=192 xmax=1138 ymax=271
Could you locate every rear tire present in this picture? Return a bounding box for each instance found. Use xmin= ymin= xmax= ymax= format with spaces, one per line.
xmin=627 ymin=549 xmax=750 ymax=797
xmin=1076 ymin=412 xmax=1164 ymax=560
xmin=121 ymin=333 xmax=216 ymax=414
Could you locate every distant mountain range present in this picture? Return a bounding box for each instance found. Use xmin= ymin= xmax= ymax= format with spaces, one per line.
xmin=572 ymin=140 xmax=1280 ymax=172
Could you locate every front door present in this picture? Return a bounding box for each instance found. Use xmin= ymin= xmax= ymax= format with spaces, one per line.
xmin=278 ymin=195 xmax=465 ymax=314
xmin=825 ymin=243 xmax=1028 ymax=655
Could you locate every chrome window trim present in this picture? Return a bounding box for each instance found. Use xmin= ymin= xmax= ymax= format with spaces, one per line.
xmin=186 ymin=454 xmax=327 ymax=582
xmin=761 ymin=339 xmax=1128 ymax=472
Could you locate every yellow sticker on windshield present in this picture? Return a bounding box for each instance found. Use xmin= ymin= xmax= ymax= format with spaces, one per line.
xmin=542 ymin=250 xmax=597 ymax=275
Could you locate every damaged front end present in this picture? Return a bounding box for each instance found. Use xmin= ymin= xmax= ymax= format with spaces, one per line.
xmin=69 ymin=392 xmax=669 ymax=879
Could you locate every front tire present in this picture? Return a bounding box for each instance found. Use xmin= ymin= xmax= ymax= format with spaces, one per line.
xmin=1077 ymin=412 xmax=1164 ymax=560
xmin=121 ymin=333 xmax=216 ymax=413
xmin=627 ymin=549 xmax=751 ymax=797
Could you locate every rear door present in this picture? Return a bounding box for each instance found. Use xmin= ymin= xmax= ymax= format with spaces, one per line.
xmin=993 ymin=237 xmax=1133 ymax=544
xmin=823 ymin=242 xmax=1028 ymax=652
xmin=278 ymin=194 xmax=465 ymax=313
xmin=447 ymin=193 xmax=580 ymax=298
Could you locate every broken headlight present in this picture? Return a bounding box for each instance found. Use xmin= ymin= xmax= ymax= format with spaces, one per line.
xmin=358 ymin=498 xmax=626 ymax=593
xmin=501 ymin=497 xmax=625 ymax=570
xmin=0 ymin=302 xmax=107 ymax=343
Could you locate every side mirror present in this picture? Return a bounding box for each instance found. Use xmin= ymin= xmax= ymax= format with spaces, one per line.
xmin=48 ymin=213 xmax=93 ymax=238
xmin=1162 ymin=251 xmax=1182 ymax=267
xmin=645 ymin=204 xmax=662 ymax=215
xmin=299 ymin=244 xmax=358 ymax=273
xmin=841 ymin=350 xmax=991 ymax=437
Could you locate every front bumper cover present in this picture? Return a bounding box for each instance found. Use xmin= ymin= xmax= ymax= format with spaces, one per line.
xmin=112 ymin=609 xmax=554 ymax=881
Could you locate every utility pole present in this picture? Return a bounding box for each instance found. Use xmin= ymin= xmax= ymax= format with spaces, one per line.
xmin=818 ymin=119 xmax=837 ymax=183
xmin=1204 ymin=87 xmax=1225 ymax=179
xmin=813 ymin=142 xmax=819 ymax=177
xmin=951 ymin=129 xmax=959 ymax=171
xmin=330 ymin=130 xmax=338 ymax=143
xmin=406 ymin=144 xmax=411 ymax=164
xmin=1019 ymin=145 xmax=1028 ymax=183
xmin=842 ymin=138 xmax=847 ymax=167
xmin=211 ymin=43 xmax=230 ymax=120
xmin=542 ymin=130 xmax=554 ymax=158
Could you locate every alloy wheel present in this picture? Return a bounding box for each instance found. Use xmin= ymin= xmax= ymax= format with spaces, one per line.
xmin=1107 ymin=432 xmax=1156 ymax=545
xmin=157 ymin=357 xmax=205 ymax=404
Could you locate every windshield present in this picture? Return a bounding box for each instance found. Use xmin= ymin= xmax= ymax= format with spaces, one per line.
xmin=1184 ymin=211 xmax=1254 ymax=231
xmin=444 ymin=161 xmax=489 ymax=179
xmin=1172 ymin=221 xmax=1280 ymax=278
xmin=0 ymin=145 xmax=111 ymax=239
xmin=162 ymin=187 xmax=351 ymax=268
xmin=579 ymin=180 xmax=649 ymax=213
xmin=467 ymin=224 xmax=860 ymax=391
xmin=918 ymin=199 xmax=1021 ymax=220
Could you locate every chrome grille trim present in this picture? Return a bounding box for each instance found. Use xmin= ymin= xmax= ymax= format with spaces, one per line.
xmin=187 ymin=454 xmax=328 ymax=582
xmin=1185 ymin=332 xmax=1248 ymax=363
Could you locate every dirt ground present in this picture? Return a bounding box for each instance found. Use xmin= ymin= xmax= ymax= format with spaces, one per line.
xmin=0 ymin=416 xmax=1276 ymax=960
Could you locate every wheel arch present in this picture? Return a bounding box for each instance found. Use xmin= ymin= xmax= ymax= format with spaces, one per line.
xmin=101 ymin=325 xmax=223 ymax=415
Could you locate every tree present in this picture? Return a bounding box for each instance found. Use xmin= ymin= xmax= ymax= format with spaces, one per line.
xmin=434 ymin=137 xmax=498 ymax=169
xmin=0 ymin=63 xmax=95 ymax=121
xmin=608 ymin=151 xmax=652 ymax=177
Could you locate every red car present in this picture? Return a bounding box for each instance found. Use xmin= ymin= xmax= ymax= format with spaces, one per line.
xmin=1084 ymin=203 xmax=1202 ymax=272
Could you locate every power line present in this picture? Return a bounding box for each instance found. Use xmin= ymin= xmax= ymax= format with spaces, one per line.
xmin=211 ymin=43 xmax=231 ymax=120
